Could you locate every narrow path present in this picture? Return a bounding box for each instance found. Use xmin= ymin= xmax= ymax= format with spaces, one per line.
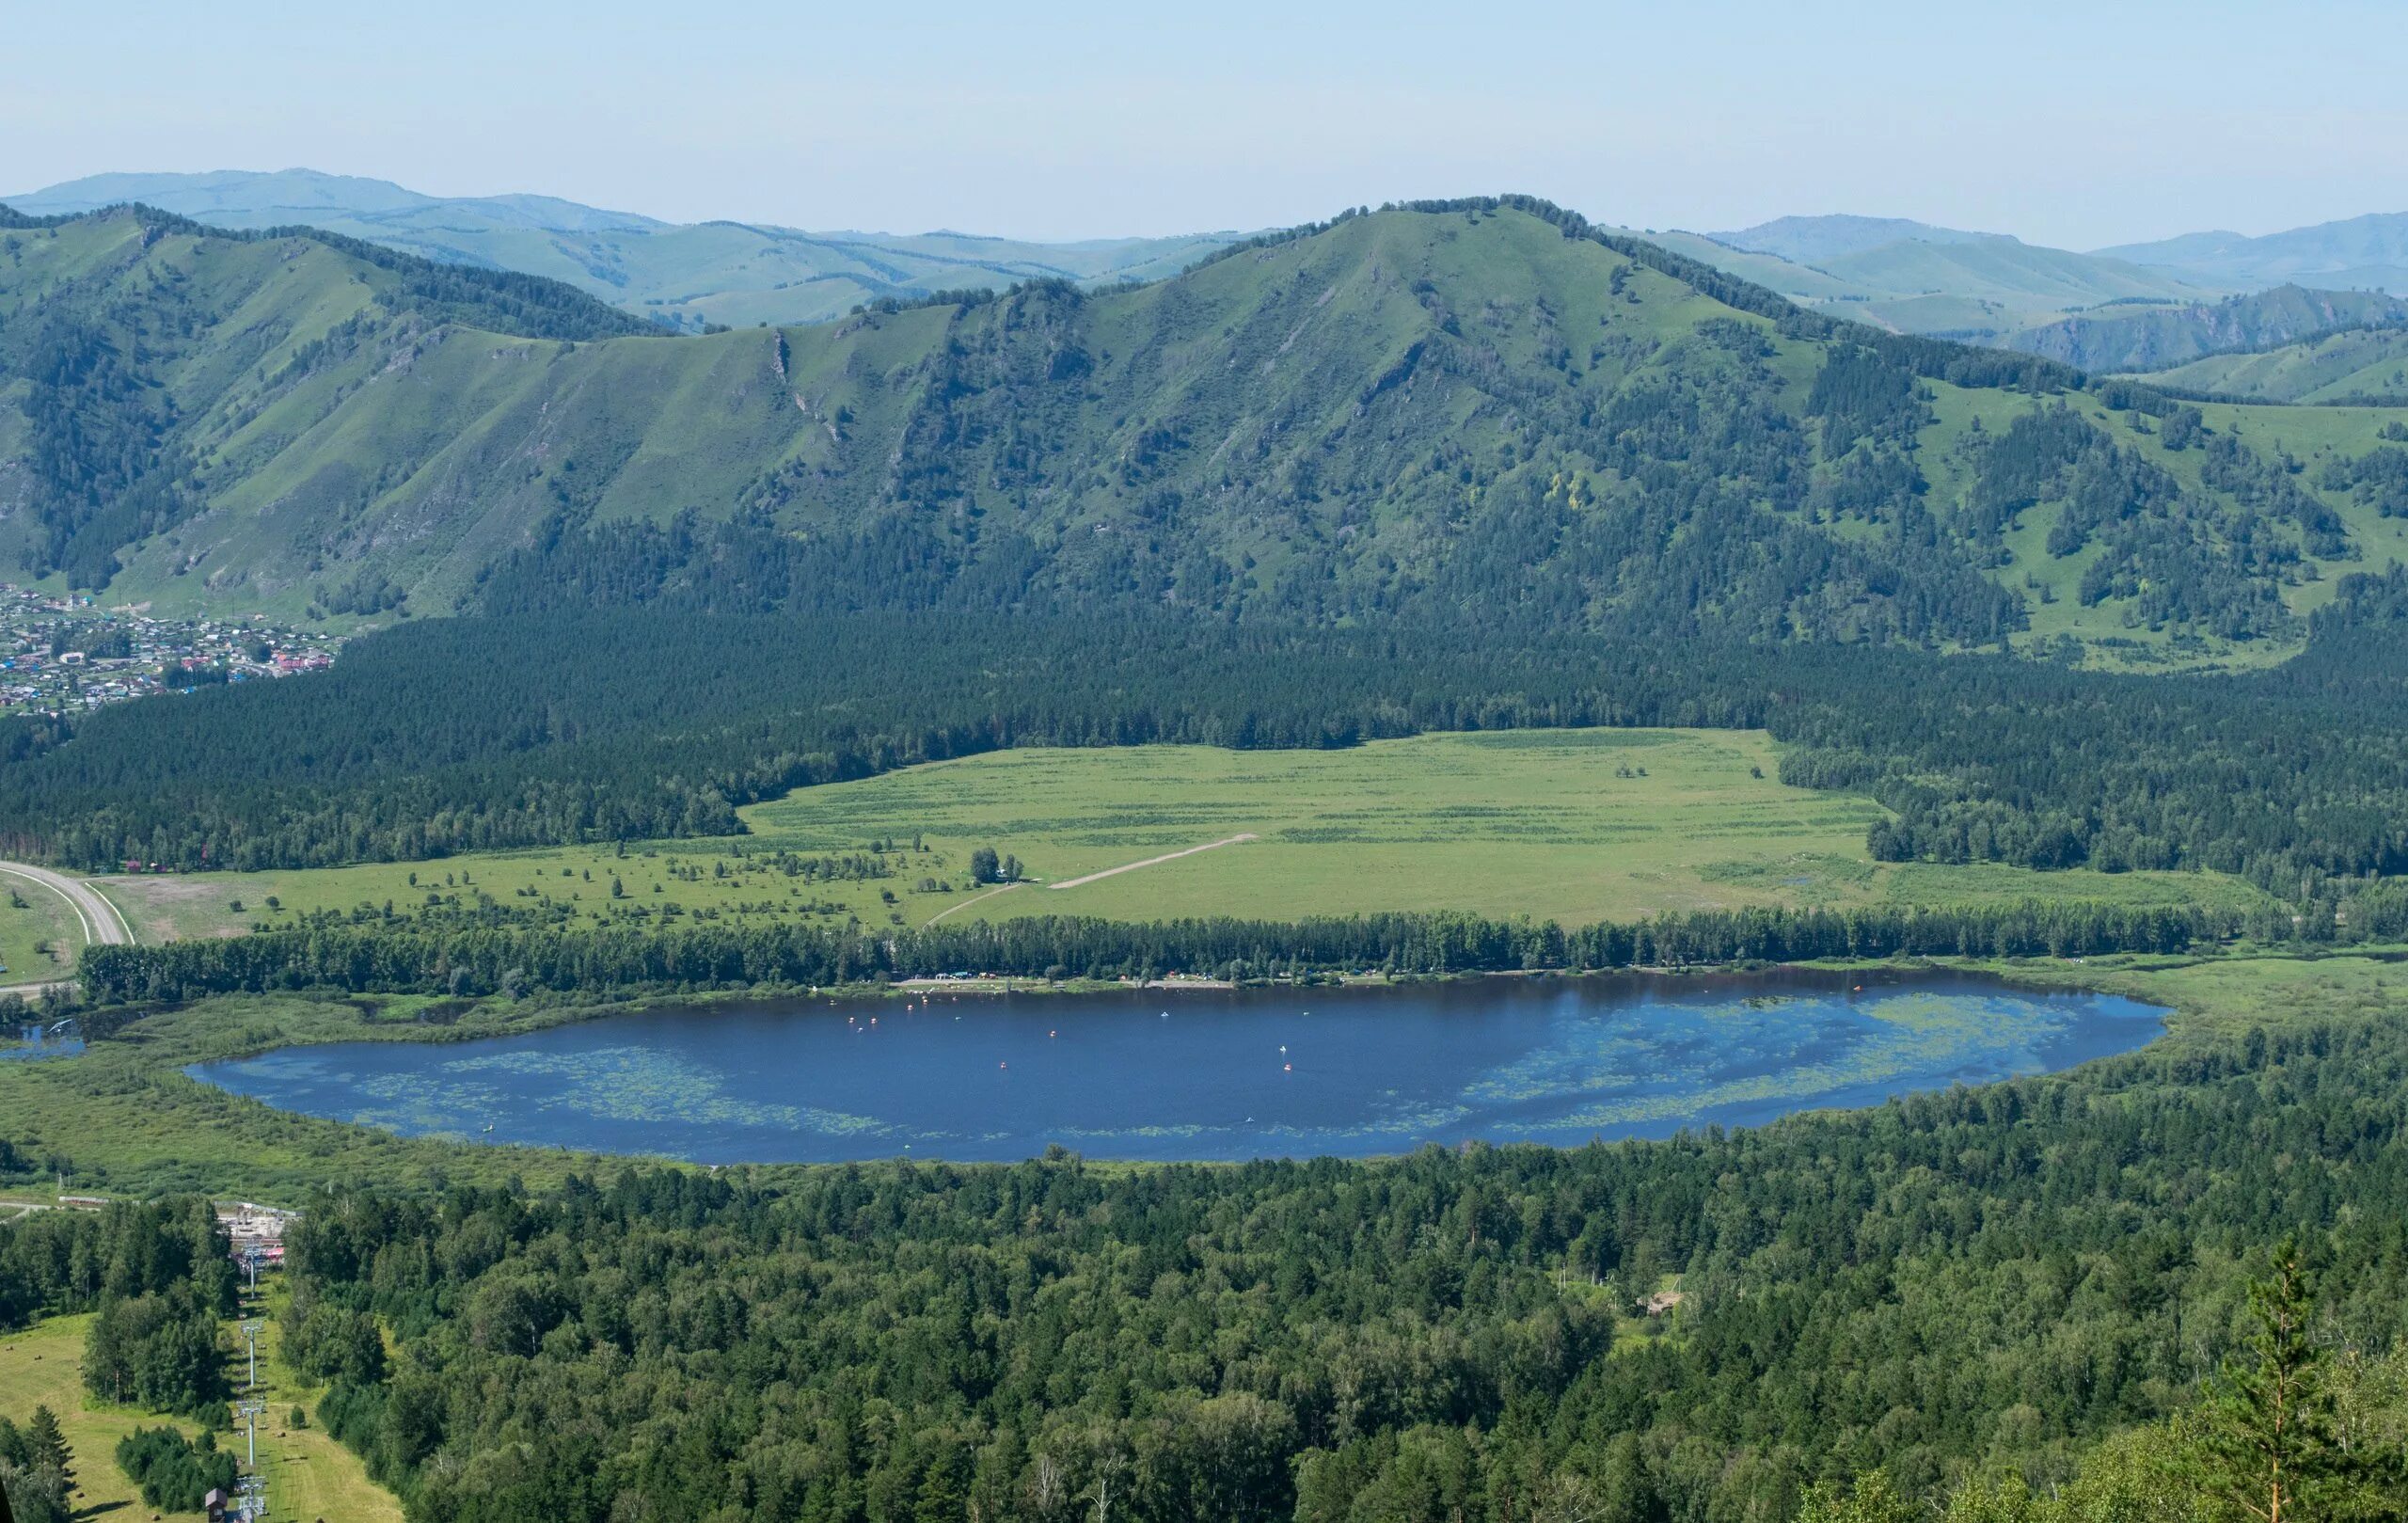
xmin=925 ymin=881 xmax=1022 ymax=926
xmin=1048 ymin=833 xmax=1259 ymax=891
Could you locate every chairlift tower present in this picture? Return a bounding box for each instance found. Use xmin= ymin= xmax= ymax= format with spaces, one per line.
xmin=241 ymin=1317 xmax=264 ymax=1390
xmin=235 ymin=1470 xmax=268 ymax=1521
xmin=236 ymin=1397 xmax=267 ymax=1470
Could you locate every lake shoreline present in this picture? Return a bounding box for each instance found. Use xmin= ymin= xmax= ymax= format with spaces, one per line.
xmin=11 ymin=947 xmax=2400 ymax=1203
xmin=184 ymin=964 xmax=2171 ymax=1166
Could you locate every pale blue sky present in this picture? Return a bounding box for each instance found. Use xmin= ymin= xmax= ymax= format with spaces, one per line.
xmin=9 ymin=0 xmax=2404 ymax=246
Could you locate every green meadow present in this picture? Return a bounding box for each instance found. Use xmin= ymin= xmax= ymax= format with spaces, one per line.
xmin=101 ymin=728 xmax=2271 ymax=944
xmin=0 ymin=872 xmax=88 ymax=987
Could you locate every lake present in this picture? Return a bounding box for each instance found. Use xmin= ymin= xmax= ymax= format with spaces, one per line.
xmin=186 ymin=970 xmax=2165 ymax=1163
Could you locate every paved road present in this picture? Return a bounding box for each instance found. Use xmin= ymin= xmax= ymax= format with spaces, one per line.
xmin=0 ymin=861 xmax=134 ymax=991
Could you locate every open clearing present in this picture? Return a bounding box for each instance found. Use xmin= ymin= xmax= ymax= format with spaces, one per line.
xmin=0 ymin=1303 xmax=401 ymax=1523
xmin=251 ymin=1283 xmax=406 ymax=1523
xmin=0 ymin=860 xmax=135 ymax=989
xmin=0 ymin=1313 xmax=203 ymax=1519
xmin=102 ymin=728 xmax=2273 ymax=940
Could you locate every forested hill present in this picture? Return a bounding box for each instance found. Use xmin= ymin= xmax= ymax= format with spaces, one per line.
xmin=5 ymin=196 xmax=2407 ymax=664
xmin=0 ymin=202 xmax=656 ymax=588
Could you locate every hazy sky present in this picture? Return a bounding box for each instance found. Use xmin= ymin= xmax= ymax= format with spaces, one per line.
xmin=10 ymin=0 xmax=2405 ymax=247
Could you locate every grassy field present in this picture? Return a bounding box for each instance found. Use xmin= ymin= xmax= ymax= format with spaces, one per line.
xmin=0 ymin=1311 xmax=205 ymax=1520
xmin=0 ymin=1297 xmax=402 ymax=1523
xmin=2010 ymin=949 xmax=2408 ymax=1045
xmin=98 ymin=728 xmax=2272 ymax=943
xmin=0 ymin=870 xmax=85 ymax=988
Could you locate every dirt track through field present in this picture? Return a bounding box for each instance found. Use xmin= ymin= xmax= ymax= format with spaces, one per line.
xmin=924 ymin=882 xmax=1022 ymax=926
xmin=1048 ymin=833 xmax=1259 ymax=890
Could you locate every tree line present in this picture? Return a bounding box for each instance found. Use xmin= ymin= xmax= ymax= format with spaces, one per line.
xmin=77 ymin=897 xmax=2222 ymax=1006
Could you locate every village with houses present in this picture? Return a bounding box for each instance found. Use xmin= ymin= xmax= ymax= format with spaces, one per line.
xmin=0 ymin=584 xmax=339 ymax=716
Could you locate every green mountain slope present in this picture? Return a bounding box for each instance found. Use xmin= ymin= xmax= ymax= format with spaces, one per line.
xmin=2007 ymin=285 xmax=2408 ymax=373
xmin=5 ymin=197 xmax=2405 ymax=669
xmin=0 ymin=201 xmax=656 ymax=587
xmin=6 ymin=168 xmax=1240 ymax=329
xmin=2137 ymin=325 xmax=2408 ymax=404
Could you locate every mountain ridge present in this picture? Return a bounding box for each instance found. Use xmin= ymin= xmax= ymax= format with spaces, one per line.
xmin=2098 ymin=211 xmax=2408 ymax=293
xmin=5 ymin=168 xmax=1243 ymax=329
xmin=1708 ymin=214 xmax=2007 ymax=263
xmin=21 ymin=170 xmax=2407 ymax=346
xmin=1648 ymin=216 xmax=2233 ymax=341
xmin=4 ymin=194 xmax=2403 ymax=673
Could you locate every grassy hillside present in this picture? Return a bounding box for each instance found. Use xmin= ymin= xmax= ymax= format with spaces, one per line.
xmin=5 ymin=197 xmax=2407 ymax=666
xmin=2139 ymin=325 xmax=2408 ymax=404
xmin=1815 ymin=235 xmax=2218 ymax=314
xmin=0 ymin=203 xmax=654 ymax=591
xmin=6 ymin=168 xmax=1240 ymax=329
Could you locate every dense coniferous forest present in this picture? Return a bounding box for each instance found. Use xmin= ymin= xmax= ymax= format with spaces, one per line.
xmin=11 ymin=565 xmax=2408 ymax=901
xmin=0 ymin=1404 xmax=76 ymax=1523
xmin=0 ymin=1198 xmax=235 ymax=1333
xmin=211 ymin=1015 xmax=2408 ymax=1523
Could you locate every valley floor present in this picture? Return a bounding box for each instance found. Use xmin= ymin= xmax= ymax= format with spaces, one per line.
xmin=94 ymin=727 xmax=2273 ymax=945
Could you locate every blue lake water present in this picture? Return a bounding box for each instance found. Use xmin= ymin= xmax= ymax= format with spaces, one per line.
xmin=188 ymin=971 xmax=2164 ymax=1163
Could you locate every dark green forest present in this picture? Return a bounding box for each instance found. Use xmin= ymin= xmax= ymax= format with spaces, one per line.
xmin=0 ymin=1198 xmax=237 ymax=1426
xmin=12 ymin=564 xmax=2408 ymax=904
xmin=0 ymin=1405 xmax=75 ymax=1523
xmin=76 ymin=896 xmax=2231 ymax=1004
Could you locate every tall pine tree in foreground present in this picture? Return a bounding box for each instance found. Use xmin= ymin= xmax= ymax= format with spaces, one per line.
xmin=2180 ymin=1239 xmax=2368 ymax=1522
